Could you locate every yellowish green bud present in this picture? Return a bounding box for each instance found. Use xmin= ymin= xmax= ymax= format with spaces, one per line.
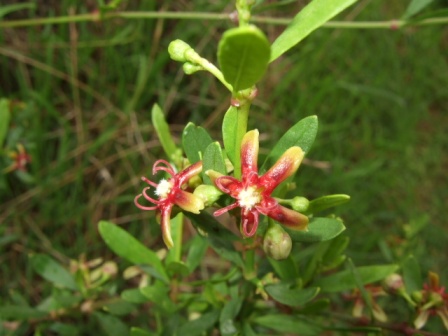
xmin=183 ymin=62 xmax=203 ymax=75
xmin=382 ymin=273 xmax=405 ymax=294
xmin=193 ymin=185 xmax=223 ymax=206
xmin=263 ymin=222 xmax=292 ymax=260
xmin=291 ymin=196 xmax=309 ymax=212
xmin=168 ymin=39 xmax=193 ymax=62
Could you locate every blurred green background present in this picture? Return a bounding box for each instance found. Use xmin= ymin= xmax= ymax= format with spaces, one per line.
xmin=1 ymin=0 xmax=447 ymax=326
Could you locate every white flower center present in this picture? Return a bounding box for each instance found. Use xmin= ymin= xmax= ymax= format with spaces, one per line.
xmin=238 ymin=186 xmax=261 ymax=210
xmin=155 ymin=179 xmax=174 ymax=199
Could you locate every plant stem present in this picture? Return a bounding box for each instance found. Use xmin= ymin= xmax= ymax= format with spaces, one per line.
xmin=1 ymin=11 xmax=447 ymax=29
xmin=233 ymin=101 xmax=250 ymax=179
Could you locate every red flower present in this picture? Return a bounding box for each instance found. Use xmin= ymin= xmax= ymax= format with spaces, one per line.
xmin=135 ymin=160 xmax=204 ymax=248
xmin=208 ymin=130 xmax=308 ymax=237
xmin=3 ymin=144 xmax=32 ymax=173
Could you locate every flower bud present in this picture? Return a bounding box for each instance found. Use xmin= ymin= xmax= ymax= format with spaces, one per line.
xmin=193 ymin=185 xmax=223 ymax=206
xmin=168 ymin=39 xmax=193 ymax=62
xmin=183 ymin=62 xmax=203 ymax=75
xmin=263 ymin=222 xmax=292 ymax=260
xmin=290 ymin=196 xmax=309 ymax=212
xmin=382 ymin=273 xmax=405 ymax=294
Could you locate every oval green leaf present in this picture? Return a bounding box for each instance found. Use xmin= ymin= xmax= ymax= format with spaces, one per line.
xmin=261 ymin=115 xmax=318 ymax=171
xmin=286 ymin=217 xmax=345 ymax=243
xmin=94 ymin=312 xmax=129 ymax=336
xmin=0 ymin=305 xmax=47 ymax=320
xmin=315 ymin=264 xmax=399 ymax=293
xmin=182 ymin=122 xmax=213 ymax=164
xmin=270 ymin=0 xmax=359 ymax=62
xmin=265 ymin=283 xmax=320 ymax=307
xmin=203 ymin=142 xmax=226 ymax=184
xmin=218 ymin=26 xmax=270 ymax=91
xmin=222 ymin=106 xmax=239 ymax=165
xmin=306 ymin=194 xmax=351 ymax=215
xmin=98 ymin=220 xmax=169 ymax=283
xmin=253 ymin=314 xmax=322 ymax=335
xmin=30 ymin=254 xmax=78 ymax=290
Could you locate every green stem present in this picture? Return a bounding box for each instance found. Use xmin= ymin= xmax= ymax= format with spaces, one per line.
xmin=233 ymin=101 xmax=250 ymax=179
xmin=236 ymin=0 xmax=252 ymax=27
xmin=1 ymin=11 xmax=447 ymax=29
xmin=244 ymin=240 xmax=256 ymax=280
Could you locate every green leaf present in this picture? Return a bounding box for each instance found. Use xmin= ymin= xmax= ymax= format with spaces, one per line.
xmin=103 ymin=299 xmax=136 ymax=316
xmin=286 ymin=217 xmax=345 ymax=243
xmin=253 ymin=314 xmax=321 ymax=335
xmin=265 ymin=283 xmax=320 ymax=306
xmin=166 ymin=261 xmax=190 ymax=278
xmin=94 ymin=312 xmax=129 ymax=336
xmin=182 ymin=122 xmax=213 ymax=164
xmin=0 ymin=2 xmax=35 ymax=19
xmin=0 ymin=99 xmax=11 ymax=148
xmin=130 ymin=327 xmax=157 ymax=336
xmin=315 ymin=264 xmax=399 ymax=293
xmin=0 ymin=305 xmax=47 ymax=320
xmin=203 ymin=142 xmax=226 ymax=184
xmin=402 ymin=255 xmax=423 ymax=293
xmin=261 ymin=115 xmax=318 ymax=171
xmin=218 ymin=26 xmax=270 ymax=91
xmin=268 ymin=255 xmax=299 ymax=280
xmin=322 ymin=235 xmax=349 ymax=268
xmin=222 ymin=106 xmax=239 ymax=165
xmin=306 ymin=194 xmax=351 ymax=215
xmin=30 ymin=254 xmax=77 ymax=290
xmin=151 ymin=104 xmax=178 ymax=160
xmin=402 ymin=0 xmax=434 ymax=19
xmin=208 ymin=236 xmax=244 ymax=268
xmin=270 ymin=0 xmax=359 ymax=62
xmin=219 ymin=297 xmax=243 ymax=336
xmin=140 ymin=283 xmax=176 ymax=313
xmin=98 ymin=220 xmax=169 ymax=283
xmin=186 ymin=235 xmax=209 ymax=273
xmin=185 ymin=211 xmax=237 ymax=241
xmin=121 ymin=289 xmax=149 ymax=304
xmin=177 ymin=310 xmax=220 ymax=336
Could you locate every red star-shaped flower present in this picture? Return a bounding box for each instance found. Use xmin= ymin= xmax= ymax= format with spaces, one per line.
xmin=135 ymin=160 xmax=204 ymax=248
xmin=209 ymin=129 xmax=308 ymax=237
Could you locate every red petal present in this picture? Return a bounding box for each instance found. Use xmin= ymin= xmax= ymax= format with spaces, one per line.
xmin=260 ymin=147 xmax=304 ymax=194
xmin=160 ymin=205 xmax=174 ymax=249
xmin=262 ymin=203 xmax=308 ymax=231
xmin=173 ymin=189 xmax=204 ymax=214
xmin=178 ymin=161 xmax=203 ymax=184
xmin=241 ymin=130 xmax=259 ymax=182
xmin=241 ymin=210 xmax=259 ymax=237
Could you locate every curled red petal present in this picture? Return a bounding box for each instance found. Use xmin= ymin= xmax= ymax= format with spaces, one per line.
xmin=215 ymin=176 xmax=241 ymax=195
xmin=141 ymin=187 xmax=161 ymax=205
xmin=152 ymin=159 xmax=175 ymax=176
xmin=214 ymin=202 xmax=239 ymax=217
xmin=141 ymin=176 xmax=158 ymax=188
xmin=241 ymin=210 xmax=259 ymax=237
xmin=134 ymin=194 xmax=158 ymax=211
xmin=262 ymin=203 xmax=308 ymax=231
xmin=241 ymin=130 xmax=259 ymax=182
xmin=260 ymin=147 xmax=304 ymax=194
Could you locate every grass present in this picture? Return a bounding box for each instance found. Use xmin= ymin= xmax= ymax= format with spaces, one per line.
xmin=0 ymin=0 xmax=447 ymax=334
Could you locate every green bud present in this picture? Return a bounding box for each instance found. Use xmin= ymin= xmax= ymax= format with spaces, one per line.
xmin=183 ymin=62 xmax=203 ymax=75
xmin=168 ymin=39 xmax=193 ymax=62
xmin=291 ymin=196 xmax=309 ymax=212
xmin=411 ymin=290 xmax=423 ymax=303
xmin=263 ymin=222 xmax=292 ymax=260
xmin=193 ymin=185 xmax=222 ymax=206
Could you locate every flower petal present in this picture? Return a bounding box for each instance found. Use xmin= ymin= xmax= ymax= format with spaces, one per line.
xmin=241 ymin=130 xmax=259 ymax=181
xmin=260 ymin=146 xmax=304 ymax=194
xmin=262 ymin=203 xmax=308 ymax=231
xmin=241 ymin=210 xmax=259 ymax=237
xmin=178 ymin=161 xmax=203 ymax=184
xmin=173 ymin=189 xmax=204 ymax=214
xmin=414 ymin=309 xmax=429 ymax=329
xmin=160 ymin=205 xmax=174 ymax=249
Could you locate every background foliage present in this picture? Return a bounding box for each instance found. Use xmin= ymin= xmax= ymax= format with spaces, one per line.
xmin=1 ymin=0 xmax=447 ymax=334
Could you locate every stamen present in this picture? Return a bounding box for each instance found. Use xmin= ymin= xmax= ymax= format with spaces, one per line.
xmin=152 ymin=159 xmax=175 ymax=176
xmin=216 ymin=176 xmax=240 ymax=193
xmin=238 ymin=186 xmax=261 ymax=210
xmin=141 ymin=176 xmax=158 ymax=188
xmin=155 ymin=179 xmax=173 ymax=199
